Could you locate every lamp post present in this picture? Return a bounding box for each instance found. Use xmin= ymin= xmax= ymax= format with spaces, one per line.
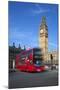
xmin=13 ymin=42 xmax=15 ymax=70
xmin=50 ymin=54 xmax=53 ymax=70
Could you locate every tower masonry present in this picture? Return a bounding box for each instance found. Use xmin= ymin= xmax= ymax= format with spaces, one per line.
xmin=39 ymin=16 xmax=48 ymax=61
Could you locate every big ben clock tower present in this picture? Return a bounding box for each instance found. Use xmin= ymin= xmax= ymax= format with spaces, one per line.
xmin=39 ymin=16 xmax=48 ymax=61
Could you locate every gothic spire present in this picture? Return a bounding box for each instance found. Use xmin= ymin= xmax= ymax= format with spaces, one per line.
xmin=40 ymin=16 xmax=48 ymax=30
xmin=18 ymin=44 xmax=21 ymax=49
xmin=24 ymin=45 xmax=26 ymax=50
xmin=13 ymin=42 xmax=15 ymax=48
xmin=41 ymin=16 xmax=46 ymax=25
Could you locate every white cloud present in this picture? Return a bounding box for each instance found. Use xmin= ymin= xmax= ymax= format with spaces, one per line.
xmin=49 ymin=42 xmax=58 ymax=48
xmin=31 ymin=4 xmax=49 ymax=15
xmin=32 ymin=9 xmax=48 ymax=14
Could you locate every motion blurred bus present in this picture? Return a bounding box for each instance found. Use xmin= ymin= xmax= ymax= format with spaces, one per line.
xmin=16 ymin=48 xmax=46 ymax=72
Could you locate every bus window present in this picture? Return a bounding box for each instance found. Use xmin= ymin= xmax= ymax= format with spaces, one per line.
xmin=18 ymin=59 xmax=25 ymax=65
xmin=30 ymin=60 xmax=33 ymax=65
xmin=34 ymin=60 xmax=43 ymax=66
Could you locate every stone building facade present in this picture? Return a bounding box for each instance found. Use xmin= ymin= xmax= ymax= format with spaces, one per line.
xmin=9 ymin=43 xmax=26 ymax=71
xmin=39 ymin=16 xmax=58 ymax=65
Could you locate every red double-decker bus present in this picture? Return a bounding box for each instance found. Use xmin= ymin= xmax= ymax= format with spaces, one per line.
xmin=16 ymin=48 xmax=46 ymax=72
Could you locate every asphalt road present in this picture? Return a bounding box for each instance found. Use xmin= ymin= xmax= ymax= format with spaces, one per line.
xmin=9 ymin=70 xmax=58 ymax=89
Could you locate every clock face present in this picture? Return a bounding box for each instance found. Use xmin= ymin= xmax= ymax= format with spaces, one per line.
xmin=40 ymin=29 xmax=44 ymax=33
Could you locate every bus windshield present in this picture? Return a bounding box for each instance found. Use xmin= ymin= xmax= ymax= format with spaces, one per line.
xmin=33 ymin=48 xmax=43 ymax=60
xmin=33 ymin=48 xmax=43 ymax=66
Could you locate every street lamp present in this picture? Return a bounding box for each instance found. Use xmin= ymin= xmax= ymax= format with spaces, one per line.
xmin=50 ymin=54 xmax=53 ymax=70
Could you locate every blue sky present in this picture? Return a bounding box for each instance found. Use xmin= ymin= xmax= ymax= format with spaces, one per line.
xmin=9 ymin=1 xmax=58 ymax=51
